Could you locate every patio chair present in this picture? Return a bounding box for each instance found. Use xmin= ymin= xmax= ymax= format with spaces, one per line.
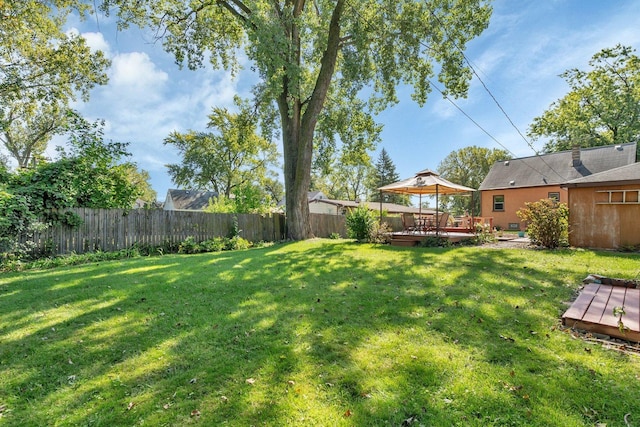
xmin=401 ymin=213 xmax=418 ymax=233
xmin=427 ymin=212 xmax=450 ymax=234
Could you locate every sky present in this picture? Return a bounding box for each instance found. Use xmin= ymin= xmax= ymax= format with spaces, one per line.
xmin=43 ymin=0 xmax=640 ymax=201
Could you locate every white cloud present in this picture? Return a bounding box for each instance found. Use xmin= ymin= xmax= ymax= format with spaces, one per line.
xmin=109 ymin=52 xmax=168 ymax=91
xmin=80 ymin=31 xmax=111 ymax=56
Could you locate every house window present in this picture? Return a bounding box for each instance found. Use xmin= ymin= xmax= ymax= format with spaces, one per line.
xmin=493 ymin=195 xmax=504 ymax=211
xmin=548 ymin=192 xmax=560 ymax=202
xmin=508 ymin=223 xmax=520 ymax=230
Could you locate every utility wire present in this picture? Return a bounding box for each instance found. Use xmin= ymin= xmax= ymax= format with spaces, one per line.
xmin=425 ymin=3 xmax=567 ymax=181
xmin=344 ymin=0 xmax=565 ymax=182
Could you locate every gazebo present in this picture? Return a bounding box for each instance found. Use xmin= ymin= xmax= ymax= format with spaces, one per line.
xmin=378 ymin=169 xmax=476 ymax=235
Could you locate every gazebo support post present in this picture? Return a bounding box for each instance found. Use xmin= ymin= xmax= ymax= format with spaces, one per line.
xmin=471 ymin=191 xmax=475 ymax=233
xmin=435 ymin=184 xmax=439 ymax=236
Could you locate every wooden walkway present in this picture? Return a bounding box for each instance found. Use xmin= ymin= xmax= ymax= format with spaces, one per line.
xmin=562 ymin=283 xmax=640 ymax=342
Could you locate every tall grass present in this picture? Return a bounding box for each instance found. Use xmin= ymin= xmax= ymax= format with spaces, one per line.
xmin=0 ymin=241 xmax=639 ymax=426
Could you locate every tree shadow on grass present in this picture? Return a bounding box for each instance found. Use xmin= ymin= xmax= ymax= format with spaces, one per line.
xmin=0 ymin=242 xmax=639 ymax=425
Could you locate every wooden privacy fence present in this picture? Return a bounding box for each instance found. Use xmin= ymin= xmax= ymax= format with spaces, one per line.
xmin=26 ymin=208 xmax=285 ymax=255
xmin=20 ymin=208 xmax=403 ymax=255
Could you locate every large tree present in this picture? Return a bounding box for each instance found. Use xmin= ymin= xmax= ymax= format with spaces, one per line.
xmin=437 ymin=145 xmax=507 ymax=215
xmin=101 ymin=0 xmax=492 ymax=239
xmin=0 ymin=102 xmax=66 ymax=168
xmin=528 ymin=45 xmax=640 ymax=153
xmin=0 ymin=1 xmax=110 ymax=166
xmin=164 ymin=101 xmax=280 ymax=198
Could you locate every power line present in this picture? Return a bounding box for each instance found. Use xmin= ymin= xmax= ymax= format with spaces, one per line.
xmin=424 ymin=3 xmax=566 ymax=181
xmin=344 ymin=0 xmax=565 ymax=181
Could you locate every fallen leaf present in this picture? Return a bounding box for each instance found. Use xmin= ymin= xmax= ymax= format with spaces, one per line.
xmin=189 ymin=378 xmax=197 ymax=384
xmin=443 ymin=398 xmax=453 ymax=404
xmin=343 ymin=409 xmax=352 ymax=418
xmin=509 ymin=370 xmax=515 ymax=377
xmin=287 ymin=380 xmax=295 ymax=385
xmin=68 ymin=359 xmax=73 ymax=365
xmin=500 ymin=334 xmax=515 ymax=343
xmin=190 ymin=409 xmax=201 ymax=417
xmin=220 ymin=396 xmax=228 ymax=403
xmin=410 ymin=355 xmax=418 ymax=359
xmin=163 ymin=403 xmax=171 ymax=410
xmin=127 ymin=402 xmax=136 ymax=411
xmin=402 ymin=415 xmax=418 ymax=426
xmin=246 ymin=378 xmax=256 ymax=385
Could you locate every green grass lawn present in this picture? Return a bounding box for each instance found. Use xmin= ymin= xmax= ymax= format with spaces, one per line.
xmin=1 ymin=240 xmax=639 ymax=426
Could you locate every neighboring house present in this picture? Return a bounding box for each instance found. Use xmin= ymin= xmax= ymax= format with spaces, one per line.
xmin=276 ymin=190 xmax=327 ymax=210
xmin=479 ymin=143 xmax=637 ymax=230
xmin=308 ymin=190 xmax=327 ymax=202
xmin=562 ymin=162 xmax=640 ymax=249
xmin=163 ymin=189 xmax=219 ymax=211
xmin=309 ymin=198 xmax=434 ymax=216
xmin=132 ymin=199 xmax=163 ymax=209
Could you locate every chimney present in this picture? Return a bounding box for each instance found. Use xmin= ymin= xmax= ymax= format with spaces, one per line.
xmin=572 ymin=145 xmax=581 ymax=167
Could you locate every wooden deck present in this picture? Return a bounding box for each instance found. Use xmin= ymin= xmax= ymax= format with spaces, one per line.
xmin=389 ymin=230 xmax=476 ymax=247
xmin=562 ymin=283 xmax=640 ymax=342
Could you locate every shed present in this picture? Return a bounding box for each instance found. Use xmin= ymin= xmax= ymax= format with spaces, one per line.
xmin=562 ymin=162 xmax=640 ymax=249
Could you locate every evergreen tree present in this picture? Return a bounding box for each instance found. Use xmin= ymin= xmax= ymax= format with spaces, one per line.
xmin=369 ymin=149 xmax=408 ymax=205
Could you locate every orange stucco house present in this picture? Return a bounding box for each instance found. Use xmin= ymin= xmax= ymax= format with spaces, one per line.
xmin=479 ymin=143 xmax=637 ymax=231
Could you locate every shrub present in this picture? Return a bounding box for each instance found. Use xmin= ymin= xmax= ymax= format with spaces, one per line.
xmin=419 ymin=235 xmax=450 ymax=247
xmin=0 ymin=190 xmax=48 ymax=262
xmin=517 ymin=198 xmax=569 ymax=249
xmin=200 ymin=237 xmax=226 ymax=252
xmin=225 ymin=235 xmax=251 ymax=250
xmin=345 ymin=205 xmax=376 ymax=242
xmin=370 ymin=221 xmax=392 ymax=244
xmin=178 ymin=236 xmax=201 ymax=254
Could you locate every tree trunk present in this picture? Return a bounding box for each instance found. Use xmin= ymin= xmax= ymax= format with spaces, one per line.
xmin=282 ymin=110 xmax=313 ymax=240
xmin=280 ymin=0 xmax=345 ymax=240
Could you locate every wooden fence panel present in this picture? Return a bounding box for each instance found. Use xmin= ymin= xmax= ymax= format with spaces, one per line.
xmin=20 ymin=209 xmax=270 ymax=255
xmin=21 ymin=210 xmax=402 ymax=256
xmin=310 ymin=213 xmax=346 ymax=237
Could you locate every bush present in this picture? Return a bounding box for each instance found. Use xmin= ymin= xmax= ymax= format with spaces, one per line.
xmin=200 ymin=237 xmax=227 ymax=252
xmin=225 ymin=235 xmax=251 ymax=250
xmin=419 ymin=235 xmax=450 ymax=247
xmin=345 ymin=205 xmax=376 ymax=242
xmin=370 ymin=221 xmax=392 ymax=244
xmin=517 ymin=199 xmax=568 ymax=248
xmin=0 ymin=190 xmax=48 ymax=261
xmin=178 ymin=236 xmax=202 ymax=254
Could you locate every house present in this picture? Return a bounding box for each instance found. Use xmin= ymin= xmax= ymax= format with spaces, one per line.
xmin=163 ymin=189 xmax=219 ymax=211
xmin=309 ymin=197 xmax=434 ymax=216
xmin=479 ymin=143 xmax=637 ymax=230
xmin=562 ymin=162 xmax=640 ymax=249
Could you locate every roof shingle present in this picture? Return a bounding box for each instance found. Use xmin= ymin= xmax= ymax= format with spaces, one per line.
xmin=479 ymin=143 xmax=637 ymax=190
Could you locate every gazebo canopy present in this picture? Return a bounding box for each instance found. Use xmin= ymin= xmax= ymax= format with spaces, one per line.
xmin=378 ymin=169 xmax=476 ymax=195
